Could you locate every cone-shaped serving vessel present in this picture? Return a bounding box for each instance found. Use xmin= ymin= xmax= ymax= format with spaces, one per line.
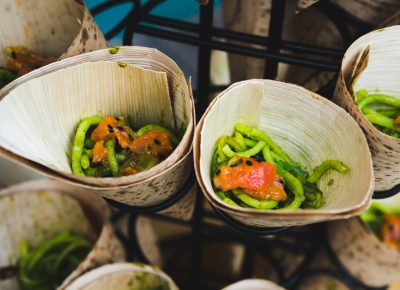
xmin=333 ymin=25 xmax=400 ymax=194
xmin=0 ymin=179 xmax=125 ymax=290
xmin=0 ymin=0 xmax=108 ymax=186
xmin=222 ymin=279 xmax=286 ymax=290
xmin=0 ymin=47 xmax=195 ymax=210
xmin=0 ymin=0 xmax=107 ymax=71
xmin=194 ymin=79 xmax=374 ymax=227
xmin=65 ymin=263 xmax=179 ymax=290
xmin=327 ymin=194 xmax=400 ymax=287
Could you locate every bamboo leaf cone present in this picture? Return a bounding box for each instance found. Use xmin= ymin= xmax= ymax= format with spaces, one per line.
xmin=0 ymin=47 xmax=195 ymax=217
xmin=327 ymin=206 xmax=400 ymax=287
xmin=333 ymin=25 xmax=400 ymax=193
xmin=286 ymin=0 xmax=400 ymax=91
xmin=0 ymin=179 xmax=125 ymax=290
xmin=0 ymin=0 xmax=107 ymax=91
xmin=222 ymin=279 xmax=287 ymax=290
xmin=194 ymin=79 xmax=374 ymax=227
xmin=64 ymin=263 xmax=179 ymax=290
xmin=0 ymin=0 xmax=108 ymax=186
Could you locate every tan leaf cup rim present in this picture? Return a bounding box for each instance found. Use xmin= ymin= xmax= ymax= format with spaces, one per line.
xmin=194 ymin=79 xmax=374 ymax=224
xmin=0 ymin=46 xmax=194 ymax=188
xmin=333 ymin=25 xmax=400 ymax=192
xmin=0 ymin=179 xmax=125 ymax=289
xmin=0 ymin=0 xmax=108 ymax=94
xmin=64 ymin=263 xmax=179 ymax=290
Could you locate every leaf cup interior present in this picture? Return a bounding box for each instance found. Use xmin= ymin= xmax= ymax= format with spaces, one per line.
xmin=198 ymin=80 xmax=374 ymax=218
xmin=222 ymin=279 xmax=286 ymax=290
xmin=0 ymin=0 xmax=83 ymax=66
xmin=0 ymin=47 xmax=194 ymax=187
xmin=65 ymin=263 xmax=179 ymax=290
xmin=336 ymin=25 xmax=400 ymax=192
xmin=0 ymin=179 xmax=108 ymax=290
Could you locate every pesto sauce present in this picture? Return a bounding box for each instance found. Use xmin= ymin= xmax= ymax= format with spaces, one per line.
xmin=109 ymin=47 xmax=119 ymax=54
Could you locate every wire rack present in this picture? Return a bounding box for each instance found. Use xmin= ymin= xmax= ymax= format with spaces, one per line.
xmin=90 ymin=1 xmax=392 ymax=289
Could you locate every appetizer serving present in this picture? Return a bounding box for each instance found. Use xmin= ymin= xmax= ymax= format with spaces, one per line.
xmin=0 ymin=47 xmax=195 ymax=210
xmin=195 ymin=79 xmax=373 ymax=227
xmin=355 ymin=89 xmax=400 ymax=138
xmin=211 ymin=123 xmax=350 ymax=210
xmin=361 ymin=199 xmax=400 ymax=250
xmin=0 ymin=0 xmax=106 ymax=93
xmin=0 ymin=68 xmax=16 ymax=89
xmin=0 ymin=180 xmax=125 ymax=290
xmin=71 ymin=116 xmax=178 ymax=177
xmin=65 ymin=263 xmax=179 ymax=290
xmin=0 ymin=46 xmax=56 ymax=89
xmin=333 ymin=26 xmax=400 ymax=192
xmin=18 ymin=231 xmax=91 ymax=290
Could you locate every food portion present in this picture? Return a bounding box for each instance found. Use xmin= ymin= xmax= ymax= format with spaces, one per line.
xmin=0 ymin=67 xmax=16 ymax=89
xmin=361 ymin=202 xmax=400 ymax=250
xmin=121 ymin=272 xmax=170 ymax=290
xmin=0 ymin=46 xmax=56 ymax=89
xmin=18 ymin=230 xmax=91 ymax=290
xmin=211 ymin=123 xmax=350 ymax=210
xmin=355 ymin=89 xmax=400 ymax=138
xmin=86 ymin=271 xmax=170 ymax=290
xmin=71 ymin=116 xmax=178 ymax=177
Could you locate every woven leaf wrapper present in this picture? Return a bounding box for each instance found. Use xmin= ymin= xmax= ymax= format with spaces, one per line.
xmin=222 ymin=279 xmax=287 ymax=290
xmin=0 ymin=0 xmax=107 ymax=90
xmin=65 ymin=263 xmax=179 ymax=290
xmin=0 ymin=0 xmax=108 ymax=186
xmin=327 ymin=217 xmax=400 ymax=287
xmin=194 ymin=79 xmax=373 ymax=227
xmin=333 ymin=25 xmax=400 ymax=193
xmin=0 ymin=179 xmax=125 ymax=290
xmin=0 ymin=47 xmax=195 ymax=219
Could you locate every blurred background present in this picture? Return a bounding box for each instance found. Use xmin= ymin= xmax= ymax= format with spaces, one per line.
xmin=85 ymin=0 xmax=225 ymax=90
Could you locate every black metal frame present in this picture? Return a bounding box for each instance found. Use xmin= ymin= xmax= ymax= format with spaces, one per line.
xmin=90 ymin=0 xmax=395 ymax=289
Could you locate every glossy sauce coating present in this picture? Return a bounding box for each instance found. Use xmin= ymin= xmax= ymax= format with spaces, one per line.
xmin=213 ymin=157 xmax=287 ymax=201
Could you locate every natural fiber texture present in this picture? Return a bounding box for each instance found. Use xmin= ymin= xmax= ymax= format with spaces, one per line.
xmin=0 ymin=0 xmax=107 ymax=68
xmin=333 ymin=25 xmax=400 ymax=192
xmin=194 ymin=79 xmax=373 ymax=227
xmin=62 ymin=9 xmax=108 ymax=58
xmin=0 ymin=47 xmax=195 ymax=216
xmin=222 ymin=279 xmax=286 ymax=290
xmin=77 ymin=150 xmax=193 ymax=206
xmin=327 ymin=218 xmax=400 ymax=287
xmin=0 ymin=0 xmax=107 ymax=186
xmin=0 ymin=179 xmax=125 ymax=290
xmin=286 ymin=0 xmax=400 ymax=91
xmin=159 ymin=182 xmax=198 ymax=221
xmin=0 ymin=61 xmax=173 ymax=174
xmin=64 ymin=263 xmax=179 ymax=290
